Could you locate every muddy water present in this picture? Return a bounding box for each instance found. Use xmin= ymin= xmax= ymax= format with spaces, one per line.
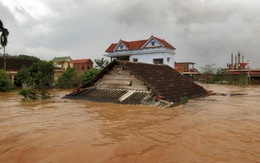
xmin=0 ymin=85 xmax=259 ymax=163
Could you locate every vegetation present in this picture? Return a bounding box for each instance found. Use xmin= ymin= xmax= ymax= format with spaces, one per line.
xmin=0 ymin=20 xmax=9 ymax=69
xmin=56 ymin=67 xmax=80 ymax=88
xmin=0 ymin=69 xmax=15 ymax=92
xmin=200 ymin=64 xmax=216 ymax=74
xmin=94 ymin=57 xmax=109 ymax=69
xmin=238 ymin=73 xmax=248 ymax=86
xmin=180 ymin=96 xmax=189 ymax=104
xmin=80 ymin=68 xmax=101 ymax=85
xmin=16 ymin=61 xmax=55 ymax=100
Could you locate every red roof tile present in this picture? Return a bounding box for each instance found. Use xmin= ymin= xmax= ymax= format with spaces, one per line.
xmin=105 ymin=36 xmax=176 ymax=53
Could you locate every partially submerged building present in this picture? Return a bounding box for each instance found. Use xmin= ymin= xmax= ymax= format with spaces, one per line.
xmin=227 ymin=52 xmax=260 ymax=84
xmin=64 ymin=60 xmax=208 ymax=107
xmin=174 ymin=62 xmax=198 ymax=78
xmin=52 ymin=56 xmax=72 ymax=70
xmin=70 ymin=59 xmax=93 ymax=73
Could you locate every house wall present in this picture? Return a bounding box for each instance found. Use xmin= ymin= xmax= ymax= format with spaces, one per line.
xmin=175 ymin=63 xmax=189 ymax=72
xmin=95 ymin=65 xmax=149 ymax=91
xmin=129 ymin=53 xmax=175 ymax=68
xmin=73 ymin=62 xmax=93 ymax=72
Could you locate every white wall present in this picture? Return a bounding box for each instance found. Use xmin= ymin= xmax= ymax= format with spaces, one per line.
xmin=130 ymin=53 xmax=175 ymax=68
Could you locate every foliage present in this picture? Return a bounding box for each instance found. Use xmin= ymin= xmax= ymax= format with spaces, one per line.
xmin=0 ymin=20 xmax=9 ymax=48
xmin=56 ymin=67 xmax=80 ymax=88
xmin=180 ymin=96 xmax=189 ymax=104
xmin=94 ymin=57 xmax=109 ymax=69
xmin=18 ymin=89 xmax=37 ymax=100
xmin=17 ymin=61 xmax=55 ymax=100
xmin=0 ymin=20 xmax=9 ymax=69
xmin=200 ymin=64 xmax=216 ymax=74
xmin=216 ymin=68 xmax=228 ymax=75
xmin=80 ymin=68 xmax=101 ymax=85
xmin=238 ymin=73 xmax=248 ymax=86
xmin=0 ymin=69 xmax=15 ymax=92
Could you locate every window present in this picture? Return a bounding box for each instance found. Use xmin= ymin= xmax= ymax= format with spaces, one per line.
xmin=120 ymin=45 xmax=123 ymax=49
xmin=133 ymin=58 xmax=138 ymax=62
xmin=153 ymin=58 xmax=163 ymax=65
xmin=82 ymin=66 xmax=85 ymax=70
xmin=167 ymin=57 xmax=170 ymax=62
xmin=151 ymin=41 xmax=155 ymax=46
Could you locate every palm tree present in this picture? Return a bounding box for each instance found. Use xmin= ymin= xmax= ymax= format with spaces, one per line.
xmin=94 ymin=57 xmax=109 ymax=69
xmin=0 ymin=20 xmax=9 ymax=69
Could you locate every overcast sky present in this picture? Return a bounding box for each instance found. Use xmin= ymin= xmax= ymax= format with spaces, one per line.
xmin=0 ymin=0 xmax=260 ymax=69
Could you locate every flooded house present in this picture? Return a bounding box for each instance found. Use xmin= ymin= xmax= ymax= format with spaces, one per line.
xmin=52 ymin=56 xmax=93 ymax=80
xmin=174 ymin=62 xmax=198 ymax=79
xmin=64 ymin=60 xmax=208 ymax=107
xmin=227 ymin=52 xmax=260 ymax=84
xmin=70 ymin=59 xmax=93 ymax=73
xmin=104 ymin=35 xmax=176 ymax=68
xmin=0 ymin=55 xmax=40 ymax=85
xmin=52 ymin=56 xmax=73 ymax=70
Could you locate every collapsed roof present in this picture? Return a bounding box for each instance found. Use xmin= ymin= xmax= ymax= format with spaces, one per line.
xmin=64 ymin=60 xmax=208 ymax=107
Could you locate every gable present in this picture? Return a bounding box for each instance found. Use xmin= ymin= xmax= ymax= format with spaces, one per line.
xmin=95 ymin=64 xmax=148 ymax=91
xmin=114 ymin=41 xmax=128 ymax=51
xmin=142 ymin=38 xmax=163 ymax=49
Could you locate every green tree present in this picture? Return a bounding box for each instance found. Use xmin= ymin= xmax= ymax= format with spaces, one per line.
xmin=80 ymin=68 xmax=101 ymax=85
xmin=17 ymin=61 xmax=55 ymax=100
xmin=94 ymin=57 xmax=109 ymax=69
xmin=0 ymin=20 xmax=9 ymax=69
xmin=0 ymin=69 xmax=15 ymax=92
xmin=200 ymin=64 xmax=216 ymax=74
xmin=56 ymin=67 xmax=80 ymax=88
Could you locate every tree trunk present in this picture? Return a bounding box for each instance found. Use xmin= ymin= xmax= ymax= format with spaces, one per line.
xmin=3 ymin=46 xmax=6 ymax=70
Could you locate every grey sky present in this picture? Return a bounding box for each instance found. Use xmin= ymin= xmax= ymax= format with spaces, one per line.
xmin=1 ymin=0 xmax=260 ymax=69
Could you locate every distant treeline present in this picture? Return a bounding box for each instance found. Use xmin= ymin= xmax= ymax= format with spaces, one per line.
xmin=0 ymin=54 xmax=41 ymax=70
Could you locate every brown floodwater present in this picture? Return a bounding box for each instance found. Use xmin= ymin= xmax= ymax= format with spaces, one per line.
xmin=0 ymin=84 xmax=259 ymax=163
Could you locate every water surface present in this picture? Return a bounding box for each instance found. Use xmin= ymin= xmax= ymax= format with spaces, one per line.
xmin=0 ymin=85 xmax=259 ymax=162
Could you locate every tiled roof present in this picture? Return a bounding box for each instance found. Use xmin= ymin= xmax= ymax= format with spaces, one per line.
xmin=52 ymin=56 xmax=71 ymax=62
xmin=65 ymin=60 xmax=208 ymax=105
xmin=105 ymin=36 xmax=176 ymax=52
xmin=71 ymin=59 xmax=92 ymax=64
xmin=118 ymin=61 xmax=207 ymax=102
xmin=0 ymin=57 xmax=38 ymax=71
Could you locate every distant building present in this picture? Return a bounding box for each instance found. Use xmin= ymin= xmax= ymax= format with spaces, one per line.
xmin=174 ymin=62 xmax=198 ymax=78
xmin=0 ymin=55 xmax=40 ymax=85
xmin=52 ymin=56 xmax=72 ymax=70
xmin=70 ymin=59 xmax=93 ymax=73
xmin=104 ymin=36 xmax=176 ymax=68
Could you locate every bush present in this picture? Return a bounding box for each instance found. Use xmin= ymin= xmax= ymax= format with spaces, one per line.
xmin=16 ymin=61 xmax=55 ymax=100
xmin=56 ymin=68 xmax=80 ymax=88
xmin=0 ymin=69 xmax=15 ymax=92
xmin=80 ymin=68 xmax=101 ymax=85
xmin=18 ymin=89 xmax=37 ymax=100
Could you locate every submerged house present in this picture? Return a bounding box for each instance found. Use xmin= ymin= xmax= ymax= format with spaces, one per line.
xmin=104 ymin=36 xmax=176 ymax=68
xmin=70 ymin=59 xmax=93 ymax=73
xmin=64 ymin=60 xmax=207 ymax=107
xmin=52 ymin=56 xmax=72 ymax=70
